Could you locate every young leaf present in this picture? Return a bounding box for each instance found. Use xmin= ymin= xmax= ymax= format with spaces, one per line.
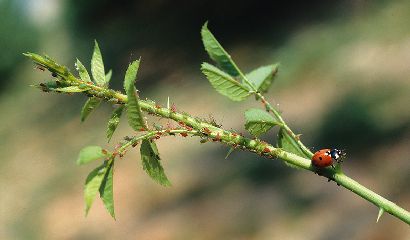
xmin=76 ymin=59 xmax=92 ymax=83
xmin=105 ymin=69 xmax=113 ymax=84
xmin=201 ymin=22 xmax=240 ymax=77
xmin=201 ymin=62 xmax=250 ymax=101
xmin=99 ymin=161 xmax=115 ymax=219
xmin=80 ymin=97 xmax=102 ymax=122
xmin=245 ymin=64 xmax=279 ymax=93
xmin=91 ymin=40 xmax=106 ymax=86
xmin=245 ymin=108 xmax=280 ymax=136
xmin=77 ymin=146 xmax=109 ymax=165
xmin=277 ymin=128 xmax=309 ymax=168
xmin=84 ymin=164 xmax=106 ymax=216
xmin=106 ymin=106 xmax=124 ymax=142
xmin=140 ymin=139 xmax=171 ymax=186
xmin=54 ymin=86 xmax=90 ymax=93
xmin=124 ymin=60 xmax=146 ymax=131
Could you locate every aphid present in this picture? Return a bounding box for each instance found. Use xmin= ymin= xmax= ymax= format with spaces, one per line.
xmin=180 ymin=132 xmax=188 ymax=137
xmin=261 ymin=98 xmax=269 ymax=111
xmin=155 ymin=104 xmax=161 ymax=109
xmin=213 ymin=133 xmax=221 ymax=142
xmin=101 ymin=149 xmax=108 ymax=155
xmin=203 ymin=127 xmax=212 ymax=135
xmin=311 ymin=149 xmax=345 ymax=168
xmin=263 ymin=147 xmax=271 ymax=153
xmin=139 ymin=127 xmax=146 ymax=131
xmin=36 ymin=65 xmax=45 ymax=71
xmin=124 ymin=136 xmax=133 ymax=141
xmin=261 ymin=98 xmax=267 ymax=108
xmin=154 ymin=124 xmax=163 ymax=131
xmin=38 ymin=83 xmax=50 ymax=92
xmin=132 ymin=142 xmax=139 ymax=148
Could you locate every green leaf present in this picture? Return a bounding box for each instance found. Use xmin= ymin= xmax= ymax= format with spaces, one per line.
xmin=277 ymin=128 xmax=309 ymax=169
xmin=99 ymin=161 xmax=115 ymax=219
xmin=201 ymin=22 xmax=241 ymax=77
xmin=54 ymin=86 xmax=90 ymax=93
xmin=140 ymin=139 xmax=171 ymax=186
xmin=105 ymin=69 xmax=113 ymax=83
xmin=124 ymin=60 xmax=146 ymax=131
xmin=201 ymin=62 xmax=250 ymax=101
xmin=91 ymin=40 xmax=106 ymax=86
xmin=84 ymin=164 xmax=106 ymax=216
xmin=81 ymin=97 xmax=102 ymax=122
xmin=106 ymin=106 xmax=124 ymax=142
xmin=245 ymin=64 xmax=279 ymax=93
xmin=76 ymin=59 xmax=92 ymax=83
xmin=245 ymin=108 xmax=280 ymax=136
xmin=77 ymin=146 xmax=109 ymax=165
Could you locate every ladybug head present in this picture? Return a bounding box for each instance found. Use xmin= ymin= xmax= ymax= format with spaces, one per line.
xmin=330 ymin=149 xmax=346 ymax=162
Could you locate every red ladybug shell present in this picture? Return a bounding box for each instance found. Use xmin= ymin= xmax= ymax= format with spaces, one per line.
xmin=312 ymin=149 xmax=333 ymax=168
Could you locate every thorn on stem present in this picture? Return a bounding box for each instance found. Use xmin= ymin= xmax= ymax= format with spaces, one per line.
xmin=377 ymin=208 xmax=384 ymax=223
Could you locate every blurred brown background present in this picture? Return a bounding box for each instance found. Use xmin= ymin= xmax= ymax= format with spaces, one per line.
xmin=0 ymin=0 xmax=409 ymax=239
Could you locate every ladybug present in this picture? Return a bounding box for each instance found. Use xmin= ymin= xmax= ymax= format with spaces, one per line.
xmin=311 ymin=149 xmax=345 ymax=168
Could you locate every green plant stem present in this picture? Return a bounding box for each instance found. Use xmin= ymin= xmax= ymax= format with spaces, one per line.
xmin=26 ymin=53 xmax=410 ymax=225
xmin=116 ymin=129 xmax=199 ymax=156
xmin=277 ymin=151 xmax=410 ymax=224
xmin=257 ymin=93 xmax=314 ymax=158
xmin=229 ymin=60 xmax=313 ymax=158
xmin=334 ymin=174 xmax=410 ymax=224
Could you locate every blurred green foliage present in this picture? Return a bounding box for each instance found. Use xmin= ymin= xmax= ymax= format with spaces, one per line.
xmin=316 ymin=88 xmax=409 ymax=154
xmin=0 ymin=0 xmax=38 ymax=91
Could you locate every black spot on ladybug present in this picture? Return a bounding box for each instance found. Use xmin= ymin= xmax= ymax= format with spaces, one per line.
xmin=319 ymin=157 xmax=322 ymax=160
